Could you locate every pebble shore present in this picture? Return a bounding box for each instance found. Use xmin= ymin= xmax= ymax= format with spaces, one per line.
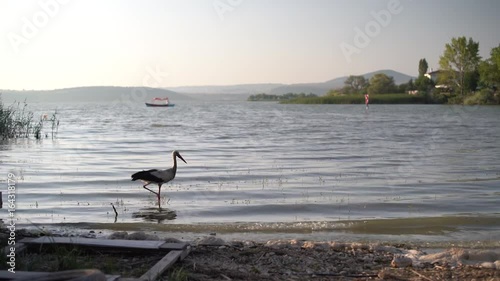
xmin=2 ymin=228 xmax=500 ymax=280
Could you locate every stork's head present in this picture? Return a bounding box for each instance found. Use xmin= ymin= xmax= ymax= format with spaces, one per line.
xmin=173 ymin=150 xmax=187 ymax=164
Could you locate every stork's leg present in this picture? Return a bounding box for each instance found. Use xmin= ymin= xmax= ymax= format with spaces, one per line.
xmin=143 ymin=183 xmax=158 ymax=196
xmin=143 ymin=183 xmax=160 ymax=207
xmin=157 ymin=184 xmax=163 ymax=209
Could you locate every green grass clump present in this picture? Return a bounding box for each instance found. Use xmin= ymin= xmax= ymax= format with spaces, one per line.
xmin=167 ymin=266 xmax=189 ymax=281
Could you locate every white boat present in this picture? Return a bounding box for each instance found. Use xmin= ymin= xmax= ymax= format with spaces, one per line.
xmin=145 ymin=97 xmax=175 ymax=107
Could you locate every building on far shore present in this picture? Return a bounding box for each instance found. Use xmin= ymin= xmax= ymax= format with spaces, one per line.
xmin=425 ymin=69 xmax=450 ymax=90
xmin=424 ymin=69 xmax=442 ymax=81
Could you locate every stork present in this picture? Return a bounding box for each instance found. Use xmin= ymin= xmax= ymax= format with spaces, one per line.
xmin=131 ymin=150 xmax=187 ymax=208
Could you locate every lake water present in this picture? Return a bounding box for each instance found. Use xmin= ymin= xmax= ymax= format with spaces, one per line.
xmin=2 ymin=100 xmax=500 ymax=244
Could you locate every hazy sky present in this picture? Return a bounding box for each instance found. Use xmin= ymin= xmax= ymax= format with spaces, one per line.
xmin=1 ymin=0 xmax=499 ymax=90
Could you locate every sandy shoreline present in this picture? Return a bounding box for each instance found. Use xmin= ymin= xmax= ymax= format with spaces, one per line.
xmin=2 ymin=228 xmax=500 ymax=280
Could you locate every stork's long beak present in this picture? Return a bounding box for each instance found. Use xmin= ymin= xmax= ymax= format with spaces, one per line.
xmin=177 ymin=153 xmax=187 ymax=164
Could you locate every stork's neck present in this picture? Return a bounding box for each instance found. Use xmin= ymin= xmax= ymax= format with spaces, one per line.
xmin=172 ymin=153 xmax=178 ymax=173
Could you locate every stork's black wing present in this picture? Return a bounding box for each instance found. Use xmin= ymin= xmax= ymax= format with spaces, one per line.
xmin=131 ymin=169 xmax=163 ymax=182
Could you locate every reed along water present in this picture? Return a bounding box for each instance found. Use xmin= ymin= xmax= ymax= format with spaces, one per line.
xmin=2 ymin=100 xmax=500 ymax=244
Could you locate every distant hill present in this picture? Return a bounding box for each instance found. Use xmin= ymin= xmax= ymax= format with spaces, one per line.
xmin=270 ymin=69 xmax=415 ymax=95
xmin=0 ymin=86 xmax=189 ymax=103
xmin=166 ymin=83 xmax=283 ymax=95
xmin=0 ymin=70 xmax=416 ymax=102
xmin=168 ymin=69 xmax=415 ymax=96
xmin=361 ymin=69 xmax=416 ymax=85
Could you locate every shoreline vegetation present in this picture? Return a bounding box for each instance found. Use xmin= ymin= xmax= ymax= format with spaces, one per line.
xmin=248 ymin=88 xmax=500 ymax=106
xmin=283 ymin=93 xmax=428 ymax=105
xmin=0 ymin=95 xmax=59 ymax=140
xmin=249 ymin=93 xmax=430 ymax=104
xmin=249 ymin=37 xmax=500 ymax=105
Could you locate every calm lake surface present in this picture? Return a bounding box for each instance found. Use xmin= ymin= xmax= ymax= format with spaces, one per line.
xmin=2 ymin=100 xmax=500 ymax=243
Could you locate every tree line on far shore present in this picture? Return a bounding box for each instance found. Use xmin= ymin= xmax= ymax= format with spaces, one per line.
xmin=249 ymin=37 xmax=500 ymax=105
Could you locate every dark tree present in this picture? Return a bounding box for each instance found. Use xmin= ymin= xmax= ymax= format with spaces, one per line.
xmin=418 ymin=58 xmax=428 ymax=77
xmin=344 ymin=75 xmax=368 ymax=94
xmin=367 ymin=74 xmax=396 ymax=95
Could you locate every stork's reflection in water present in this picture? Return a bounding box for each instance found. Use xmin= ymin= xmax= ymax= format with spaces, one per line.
xmin=132 ymin=207 xmax=177 ymax=223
